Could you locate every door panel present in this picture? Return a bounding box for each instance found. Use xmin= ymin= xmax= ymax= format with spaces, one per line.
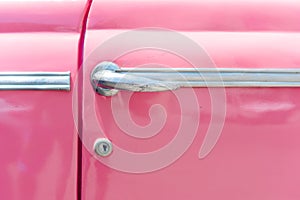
xmin=0 ymin=1 xmax=87 ymax=199
xmin=81 ymin=1 xmax=300 ymax=200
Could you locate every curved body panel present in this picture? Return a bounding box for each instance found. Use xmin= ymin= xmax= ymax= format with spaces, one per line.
xmin=0 ymin=1 xmax=88 ymax=199
xmin=81 ymin=1 xmax=300 ymax=200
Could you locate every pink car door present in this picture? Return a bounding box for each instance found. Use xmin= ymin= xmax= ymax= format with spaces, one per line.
xmin=0 ymin=1 xmax=89 ymax=199
xmin=80 ymin=1 xmax=300 ymax=200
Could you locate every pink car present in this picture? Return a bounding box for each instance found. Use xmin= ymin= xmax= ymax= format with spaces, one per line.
xmin=1 ymin=0 xmax=300 ymax=199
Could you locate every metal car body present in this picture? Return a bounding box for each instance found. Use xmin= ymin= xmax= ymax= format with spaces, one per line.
xmin=1 ymin=0 xmax=300 ymax=200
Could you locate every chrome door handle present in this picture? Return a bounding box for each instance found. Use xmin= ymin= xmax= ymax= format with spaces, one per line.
xmin=91 ymin=62 xmax=179 ymax=96
xmin=91 ymin=61 xmax=300 ymax=96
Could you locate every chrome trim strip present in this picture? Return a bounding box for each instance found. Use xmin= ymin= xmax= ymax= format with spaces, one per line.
xmin=119 ymin=70 xmax=300 ymax=82
xmin=0 ymin=72 xmax=70 ymax=90
xmin=118 ymin=68 xmax=300 ymax=86
xmin=119 ymin=68 xmax=300 ymax=73
xmin=91 ymin=62 xmax=300 ymax=96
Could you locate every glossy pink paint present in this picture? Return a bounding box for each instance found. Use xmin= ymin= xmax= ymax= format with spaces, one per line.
xmin=81 ymin=1 xmax=300 ymax=200
xmin=0 ymin=1 xmax=86 ymax=33
xmin=0 ymin=1 xmax=88 ymax=199
xmin=88 ymin=0 xmax=300 ymax=31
